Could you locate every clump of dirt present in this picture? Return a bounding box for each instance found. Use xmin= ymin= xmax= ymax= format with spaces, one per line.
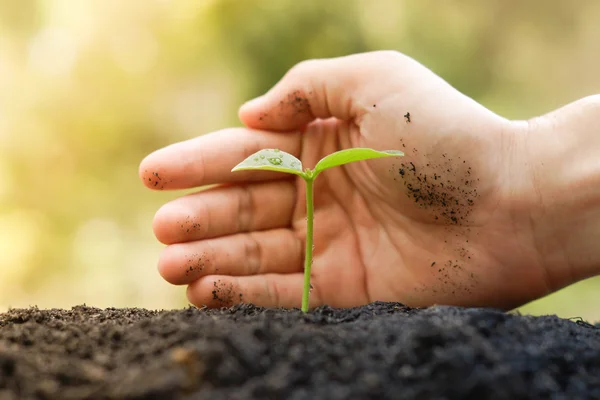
xmin=283 ymin=90 xmax=311 ymax=115
xmin=258 ymin=90 xmax=313 ymax=123
xmin=179 ymin=215 xmax=202 ymax=235
xmin=184 ymin=253 xmax=206 ymax=278
xmin=211 ymin=280 xmax=241 ymax=306
xmin=390 ymin=145 xmax=483 ymax=295
xmin=142 ymin=169 xmax=173 ymax=190
xmin=393 ymin=151 xmax=478 ymax=226
xmin=0 ymin=303 xmax=598 ymax=399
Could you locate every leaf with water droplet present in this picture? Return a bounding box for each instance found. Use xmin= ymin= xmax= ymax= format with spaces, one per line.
xmin=314 ymin=148 xmax=404 ymax=175
xmin=232 ymin=149 xmax=304 ymax=177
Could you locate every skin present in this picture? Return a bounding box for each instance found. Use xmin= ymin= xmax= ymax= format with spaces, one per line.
xmin=139 ymin=51 xmax=600 ymax=310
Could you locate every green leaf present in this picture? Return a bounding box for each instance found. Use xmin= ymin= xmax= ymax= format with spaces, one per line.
xmin=231 ymin=149 xmax=305 ymax=177
xmin=314 ymin=148 xmax=404 ymax=174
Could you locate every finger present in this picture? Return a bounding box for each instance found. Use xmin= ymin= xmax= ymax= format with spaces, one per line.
xmin=158 ymin=229 xmax=303 ymax=285
xmin=238 ymin=51 xmax=410 ymax=131
xmin=139 ymin=127 xmax=301 ymax=190
xmin=153 ymin=180 xmax=296 ymax=245
xmin=186 ymin=274 xmax=323 ymax=309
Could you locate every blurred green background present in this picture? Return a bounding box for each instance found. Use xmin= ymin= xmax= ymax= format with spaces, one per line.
xmin=1 ymin=0 xmax=599 ymax=320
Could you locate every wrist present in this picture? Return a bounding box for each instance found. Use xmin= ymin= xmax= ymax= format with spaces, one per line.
xmin=513 ymin=95 xmax=600 ymax=291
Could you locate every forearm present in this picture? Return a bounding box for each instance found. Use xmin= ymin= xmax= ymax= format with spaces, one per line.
xmin=517 ymin=95 xmax=600 ymax=291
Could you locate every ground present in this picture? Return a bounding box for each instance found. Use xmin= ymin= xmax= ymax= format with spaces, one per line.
xmin=0 ymin=302 xmax=599 ymax=399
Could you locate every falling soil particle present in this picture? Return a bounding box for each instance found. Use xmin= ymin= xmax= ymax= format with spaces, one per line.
xmin=0 ymin=303 xmax=598 ymax=399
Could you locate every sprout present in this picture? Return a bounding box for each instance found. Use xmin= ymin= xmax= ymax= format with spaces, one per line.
xmin=232 ymin=148 xmax=404 ymax=312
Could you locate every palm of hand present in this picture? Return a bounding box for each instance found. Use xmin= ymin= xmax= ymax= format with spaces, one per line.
xmin=297 ymin=90 xmax=547 ymax=310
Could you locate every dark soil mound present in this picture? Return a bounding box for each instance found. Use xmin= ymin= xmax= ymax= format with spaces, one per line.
xmin=0 ymin=302 xmax=598 ymax=399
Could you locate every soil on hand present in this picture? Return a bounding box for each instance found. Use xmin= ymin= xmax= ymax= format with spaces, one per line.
xmin=0 ymin=303 xmax=599 ymax=399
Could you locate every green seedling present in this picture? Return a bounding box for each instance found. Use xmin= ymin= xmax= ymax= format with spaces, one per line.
xmin=232 ymin=148 xmax=404 ymax=312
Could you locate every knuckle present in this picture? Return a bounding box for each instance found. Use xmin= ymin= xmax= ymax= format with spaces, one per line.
xmin=266 ymin=279 xmax=281 ymax=307
xmin=375 ymin=49 xmax=404 ymax=59
xmin=242 ymin=132 xmax=262 ymax=159
xmin=244 ymin=233 xmax=262 ymax=275
xmin=289 ymin=58 xmax=320 ymax=77
xmin=360 ymin=50 xmax=412 ymax=72
xmin=236 ymin=185 xmax=254 ymax=232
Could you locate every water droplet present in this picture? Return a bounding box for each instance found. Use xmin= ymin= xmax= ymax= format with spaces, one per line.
xmin=267 ymin=157 xmax=282 ymax=165
xmin=291 ymin=161 xmax=296 ymax=167
xmin=274 ymin=149 xmax=280 ymax=153
xmin=253 ymin=157 xmax=259 ymax=161
xmin=259 ymin=155 xmax=265 ymax=159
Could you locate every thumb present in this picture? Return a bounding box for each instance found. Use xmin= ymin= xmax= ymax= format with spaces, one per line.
xmin=238 ymin=51 xmax=406 ymax=131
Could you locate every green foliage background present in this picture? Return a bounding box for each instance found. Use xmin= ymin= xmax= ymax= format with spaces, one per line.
xmin=1 ymin=0 xmax=599 ymax=320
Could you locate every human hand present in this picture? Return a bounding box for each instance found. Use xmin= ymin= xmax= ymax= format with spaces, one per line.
xmin=139 ymin=51 xmax=577 ymax=310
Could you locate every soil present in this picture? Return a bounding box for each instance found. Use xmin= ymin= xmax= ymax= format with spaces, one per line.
xmin=0 ymin=302 xmax=598 ymax=400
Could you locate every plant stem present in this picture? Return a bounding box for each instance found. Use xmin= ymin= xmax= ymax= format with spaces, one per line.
xmin=301 ymin=176 xmax=314 ymax=312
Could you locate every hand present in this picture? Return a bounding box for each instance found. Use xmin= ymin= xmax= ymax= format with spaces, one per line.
xmin=139 ymin=51 xmax=567 ymax=310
